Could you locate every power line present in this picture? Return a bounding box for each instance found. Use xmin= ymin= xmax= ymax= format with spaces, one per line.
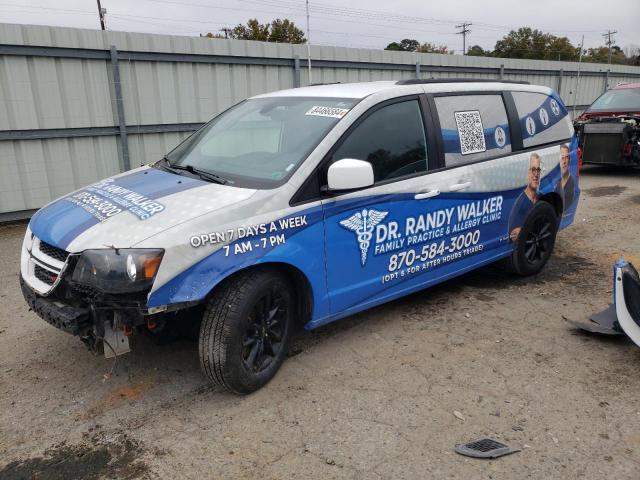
xmin=0 ymin=0 xmax=624 ymax=53
xmin=455 ymin=21 xmax=471 ymax=55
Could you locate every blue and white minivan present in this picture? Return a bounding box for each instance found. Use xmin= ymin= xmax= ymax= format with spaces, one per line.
xmin=20 ymin=80 xmax=580 ymax=393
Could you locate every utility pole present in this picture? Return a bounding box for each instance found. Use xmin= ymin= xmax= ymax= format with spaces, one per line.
xmin=306 ymin=0 xmax=312 ymax=83
xmin=572 ymin=35 xmax=584 ymax=119
xmin=96 ymin=0 xmax=106 ymax=30
xmin=602 ymin=29 xmax=618 ymax=64
xmin=455 ymin=22 xmax=471 ymax=55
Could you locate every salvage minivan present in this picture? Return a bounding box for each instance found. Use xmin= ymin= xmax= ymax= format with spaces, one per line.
xmin=20 ymin=80 xmax=580 ymax=393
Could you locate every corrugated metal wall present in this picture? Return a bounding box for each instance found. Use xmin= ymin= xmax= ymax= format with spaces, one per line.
xmin=1 ymin=22 xmax=640 ymax=219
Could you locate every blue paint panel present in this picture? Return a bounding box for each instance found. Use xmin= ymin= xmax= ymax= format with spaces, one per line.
xmin=148 ymin=208 xmax=331 ymax=319
xmin=29 ymin=168 xmax=205 ymax=250
xmin=29 ymin=199 xmax=97 ymax=249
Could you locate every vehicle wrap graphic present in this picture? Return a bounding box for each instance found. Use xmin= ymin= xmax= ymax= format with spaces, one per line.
xmin=147 ymin=157 xmax=568 ymax=330
xmin=520 ymin=94 xmax=568 ymax=140
xmin=29 ymin=168 xmax=205 ymax=250
xmin=439 ymin=94 xmax=568 ymax=155
xmin=147 ymin=208 xmax=327 ymax=312
xmin=339 ymin=209 xmax=389 ymax=266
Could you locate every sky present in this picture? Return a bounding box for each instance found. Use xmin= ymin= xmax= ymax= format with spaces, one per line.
xmin=0 ymin=0 xmax=638 ymax=54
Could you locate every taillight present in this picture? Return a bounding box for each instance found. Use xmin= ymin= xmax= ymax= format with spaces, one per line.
xmin=577 ymin=147 xmax=582 ymax=176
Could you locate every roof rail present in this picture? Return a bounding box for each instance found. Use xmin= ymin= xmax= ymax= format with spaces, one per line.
xmin=396 ymin=78 xmax=530 ymax=85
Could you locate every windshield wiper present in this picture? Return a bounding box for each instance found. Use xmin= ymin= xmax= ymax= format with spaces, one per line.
xmin=154 ymin=157 xmax=229 ymax=185
xmin=169 ymin=163 xmax=230 ymax=185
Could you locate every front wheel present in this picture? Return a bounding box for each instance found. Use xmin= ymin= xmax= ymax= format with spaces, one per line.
xmin=198 ymin=270 xmax=294 ymax=394
xmin=507 ymin=201 xmax=558 ymax=276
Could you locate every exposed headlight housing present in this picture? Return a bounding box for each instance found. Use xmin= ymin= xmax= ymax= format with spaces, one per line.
xmin=71 ymin=249 xmax=164 ymax=294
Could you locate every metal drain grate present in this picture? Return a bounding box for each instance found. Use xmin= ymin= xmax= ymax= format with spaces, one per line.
xmin=455 ymin=438 xmax=519 ymax=459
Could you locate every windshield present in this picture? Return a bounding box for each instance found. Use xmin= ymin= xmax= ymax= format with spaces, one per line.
xmin=588 ymin=88 xmax=640 ymax=112
xmin=165 ymin=96 xmax=357 ymax=188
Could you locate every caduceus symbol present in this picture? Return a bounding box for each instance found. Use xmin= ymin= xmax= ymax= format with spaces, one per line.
xmin=339 ymin=208 xmax=388 ymax=266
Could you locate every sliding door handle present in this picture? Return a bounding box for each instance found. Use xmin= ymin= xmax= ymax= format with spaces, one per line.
xmin=449 ymin=182 xmax=472 ymax=192
xmin=414 ymin=189 xmax=440 ymax=200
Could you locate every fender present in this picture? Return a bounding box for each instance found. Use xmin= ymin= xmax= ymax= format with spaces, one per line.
xmin=146 ymin=204 xmax=331 ymax=323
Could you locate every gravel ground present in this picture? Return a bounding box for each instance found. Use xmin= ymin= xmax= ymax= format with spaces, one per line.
xmin=1 ymin=165 xmax=640 ymax=479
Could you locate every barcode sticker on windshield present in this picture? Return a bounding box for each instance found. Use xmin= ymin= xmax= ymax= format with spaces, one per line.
xmin=305 ymin=106 xmax=350 ymax=118
xmin=454 ymin=110 xmax=486 ymax=155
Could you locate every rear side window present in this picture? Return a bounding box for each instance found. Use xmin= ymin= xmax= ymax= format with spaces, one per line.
xmin=512 ymin=91 xmax=572 ymax=148
xmin=434 ymin=94 xmax=511 ymax=167
xmin=330 ymin=99 xmax=428 ymax=183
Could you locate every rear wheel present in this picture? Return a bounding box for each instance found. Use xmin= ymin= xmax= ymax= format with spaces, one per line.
xmin=198 ymin=269 xmax=294 ymax=394
xmin=507 ymin=201 xmax=558 ymax=276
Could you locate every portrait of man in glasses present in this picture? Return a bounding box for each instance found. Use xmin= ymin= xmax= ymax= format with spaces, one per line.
xmin=557 ymin=144 xmax=575 ymax=209
xmin=509 ymin=152 xmax=541 ymax=242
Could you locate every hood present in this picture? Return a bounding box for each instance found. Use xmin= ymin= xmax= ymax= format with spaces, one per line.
xmin=29 ymin=167 xmax=257 ymax=251
xmin=577 ymin=110 xmax=640 ymax=121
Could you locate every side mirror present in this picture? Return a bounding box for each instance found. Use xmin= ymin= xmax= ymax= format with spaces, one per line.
xmin=327 ymin=159 xmax=374 ymax=191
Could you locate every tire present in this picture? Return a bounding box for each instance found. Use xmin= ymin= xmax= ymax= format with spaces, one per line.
xmin=507 ymin=200 xmax=558 ymax=276
xmin=198 ymin=269 xmax=294 ymax=394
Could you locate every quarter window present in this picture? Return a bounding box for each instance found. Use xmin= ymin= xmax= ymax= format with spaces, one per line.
xmin=435 ymin=94 xmax=511 ymax=167
xmin=512 ymin=91 xmax=573 ymax=148
xmin=330 ymin=100 xmax=428 ymax=183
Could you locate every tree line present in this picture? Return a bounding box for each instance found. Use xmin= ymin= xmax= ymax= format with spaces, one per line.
xmin=387 ymin=27 xmax=640 ymax=66
xmin=203 ymin=20 xmax=639 ymax=66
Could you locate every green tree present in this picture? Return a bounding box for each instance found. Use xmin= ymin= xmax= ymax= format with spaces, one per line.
xmin=584 ymin=45 xmax=627 ymax=64
xmin=269 ymin=19 xmax=306 ymax=43
xmin=227 ymin=18 xmax=305 ymax=43
xmin=201 ymin=32 xmax=226 ymax=39
xmin=231 ymin=19 xmax=269 ymax=41
xmin=467 ymin=45 xmax=488 ymax=56
xmin=416 ymin=42 xmax=450 ymax=54
xmin=493 ymin=27 xmax=579 ymax=61
xmin=385 ymin=39 xmax=420 ymax=52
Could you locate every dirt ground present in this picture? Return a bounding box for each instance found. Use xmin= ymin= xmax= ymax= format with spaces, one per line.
xmin=1 ymin=165 xmax=640 ymax=479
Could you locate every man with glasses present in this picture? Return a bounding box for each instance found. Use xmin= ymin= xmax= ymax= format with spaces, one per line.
xmin=509 ymin=153 xmax=541 ymax=242
xmin=557 ymin=144 xmax=575 ymax=209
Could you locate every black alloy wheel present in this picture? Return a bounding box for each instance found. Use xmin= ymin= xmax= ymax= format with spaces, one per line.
xmin=523 ymin=216 xmax=554 ymax=265
xmin=242 ymin=290 xmax=287 ymax=373
xmin=507 ymin=200 xmax=558 ymax=277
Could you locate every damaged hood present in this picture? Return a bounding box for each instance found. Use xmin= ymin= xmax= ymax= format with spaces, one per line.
xmin=29 ymin=166 xmax=257 ymax=252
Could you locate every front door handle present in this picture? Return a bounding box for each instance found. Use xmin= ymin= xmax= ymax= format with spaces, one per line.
xmin=414 ymin=189 xmax=440 ymax=200
xmin=449 ymin=181 xmax=472 ymax=192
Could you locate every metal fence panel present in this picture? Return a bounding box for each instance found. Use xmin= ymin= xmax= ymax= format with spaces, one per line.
xmin=1 ymin=22 xmax=640 ymax=218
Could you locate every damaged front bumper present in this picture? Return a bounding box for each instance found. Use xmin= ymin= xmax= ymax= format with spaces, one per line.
xmin=20 ymin=275 xmax=91 ymax=335
xmin=19 ymin=271 xmax=151 ymax=357
xmin=575 ymin=115 xmax=640 ymax=166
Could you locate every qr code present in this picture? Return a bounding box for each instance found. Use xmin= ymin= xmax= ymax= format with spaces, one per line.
xmin=454 ymin=110 xmax=487 ymax=155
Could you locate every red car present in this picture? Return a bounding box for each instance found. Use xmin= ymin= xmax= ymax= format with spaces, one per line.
xmin=575 ymin=83 xmax=640 ymax=166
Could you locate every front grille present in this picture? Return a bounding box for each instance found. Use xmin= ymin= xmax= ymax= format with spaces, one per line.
xmin=34 ymin=264 xmax=58 ymax=285
xmin=39 ymin=241 xmax=69 ymax=263
xmin=71 ymin=283 xmax=101 ymax=300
